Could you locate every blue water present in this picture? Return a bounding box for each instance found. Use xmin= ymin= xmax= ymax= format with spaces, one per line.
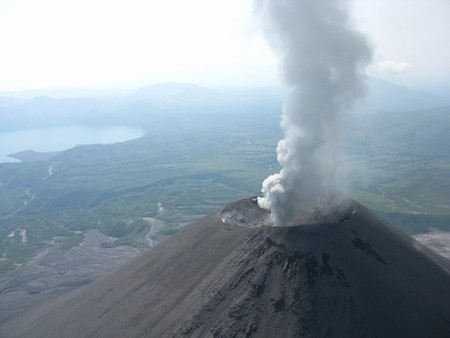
xmin=0 ymin=125 xmax=144 ymax=163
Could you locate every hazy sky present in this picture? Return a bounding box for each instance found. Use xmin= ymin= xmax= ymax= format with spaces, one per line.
xmin=0 ymin=0 xmax=449 ymax=95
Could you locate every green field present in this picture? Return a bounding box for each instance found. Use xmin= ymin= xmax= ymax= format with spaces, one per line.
xmin=1 ymin=89 xmax=450 ymax=274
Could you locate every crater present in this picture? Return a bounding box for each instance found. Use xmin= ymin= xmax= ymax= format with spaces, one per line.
xmin=219 ymin=197 xmax=356 ymax=229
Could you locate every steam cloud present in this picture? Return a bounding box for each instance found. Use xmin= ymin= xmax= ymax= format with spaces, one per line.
xmin=256 ymin=0 xmax=372 ymax=226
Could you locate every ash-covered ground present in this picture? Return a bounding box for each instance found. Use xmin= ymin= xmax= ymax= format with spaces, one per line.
xmin=0 ymin=229 xmax=151 ymax=325
xmin=414 ymin=230 xmax=450 ymax=259
xmin=2 ymin=197 xmax=449 ymax=338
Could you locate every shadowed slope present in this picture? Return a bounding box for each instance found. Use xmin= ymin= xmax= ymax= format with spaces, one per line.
xmin=2 ymin=198 xmax=450 ymax=338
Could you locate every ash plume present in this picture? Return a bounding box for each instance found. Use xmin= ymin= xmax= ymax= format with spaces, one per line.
xmin=256 ymin=0 xmax=372 ymax=226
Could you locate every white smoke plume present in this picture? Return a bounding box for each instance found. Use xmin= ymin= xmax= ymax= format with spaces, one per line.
xmin=256 ymin=0 xmax=372 ymax=226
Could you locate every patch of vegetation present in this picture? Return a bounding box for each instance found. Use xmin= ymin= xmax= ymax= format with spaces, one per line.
xmin=1 ymin=94 xmax=450 ymax=275
xmin=59 ymin=233 xmax=84 ymax=252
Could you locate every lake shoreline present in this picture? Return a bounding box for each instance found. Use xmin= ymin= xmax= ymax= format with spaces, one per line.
xmin=7 ymin=150 xmax=60 ymax=163
xmin=0 ymin=125 xmax=144 ymax=163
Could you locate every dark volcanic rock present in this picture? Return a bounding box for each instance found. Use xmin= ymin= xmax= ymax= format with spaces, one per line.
xmin=1 ymin=198 xmax=450 ymax=338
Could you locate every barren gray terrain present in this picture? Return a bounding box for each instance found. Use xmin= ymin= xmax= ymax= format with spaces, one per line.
xmin=0 ymin=229 xmax=154 ymax=326
xmin=2 ymin=197 xmax=449 ymax=338
xmin=414 ymin=230 xmax=450 ymax=259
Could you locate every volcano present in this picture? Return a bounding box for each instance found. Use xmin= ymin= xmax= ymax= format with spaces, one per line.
xmin=2 ymin=198 xmax=450 ymax=337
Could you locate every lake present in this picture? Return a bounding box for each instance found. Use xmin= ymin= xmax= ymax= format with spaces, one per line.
xmin=0 ymin=126 xmax=144 ymax=163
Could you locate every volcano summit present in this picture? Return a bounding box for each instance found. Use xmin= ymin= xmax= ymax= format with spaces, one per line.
xmin=2 ymin=197 xmax=450 ymax=337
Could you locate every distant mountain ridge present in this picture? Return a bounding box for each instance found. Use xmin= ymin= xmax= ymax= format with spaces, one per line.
xmin=130 ymin=82 xmax=214 ymax=101
xmin=360 ymin=77 xmax=450 ymax=112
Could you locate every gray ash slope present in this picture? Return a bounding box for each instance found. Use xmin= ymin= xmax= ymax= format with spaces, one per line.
xmin=2 ymin=198 xmax=450 ymax=338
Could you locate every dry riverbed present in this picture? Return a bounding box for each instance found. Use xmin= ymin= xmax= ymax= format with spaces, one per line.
xmin=0 ymin=229 xmax=157 ymax=325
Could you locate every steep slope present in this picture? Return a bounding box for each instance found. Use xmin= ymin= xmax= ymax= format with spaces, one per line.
xmin=2 ymin=198 xmax=450 ymax=338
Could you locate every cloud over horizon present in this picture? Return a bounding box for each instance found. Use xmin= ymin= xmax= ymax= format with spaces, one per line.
xmin=378 ymin=60 xmax=412 ymax=74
